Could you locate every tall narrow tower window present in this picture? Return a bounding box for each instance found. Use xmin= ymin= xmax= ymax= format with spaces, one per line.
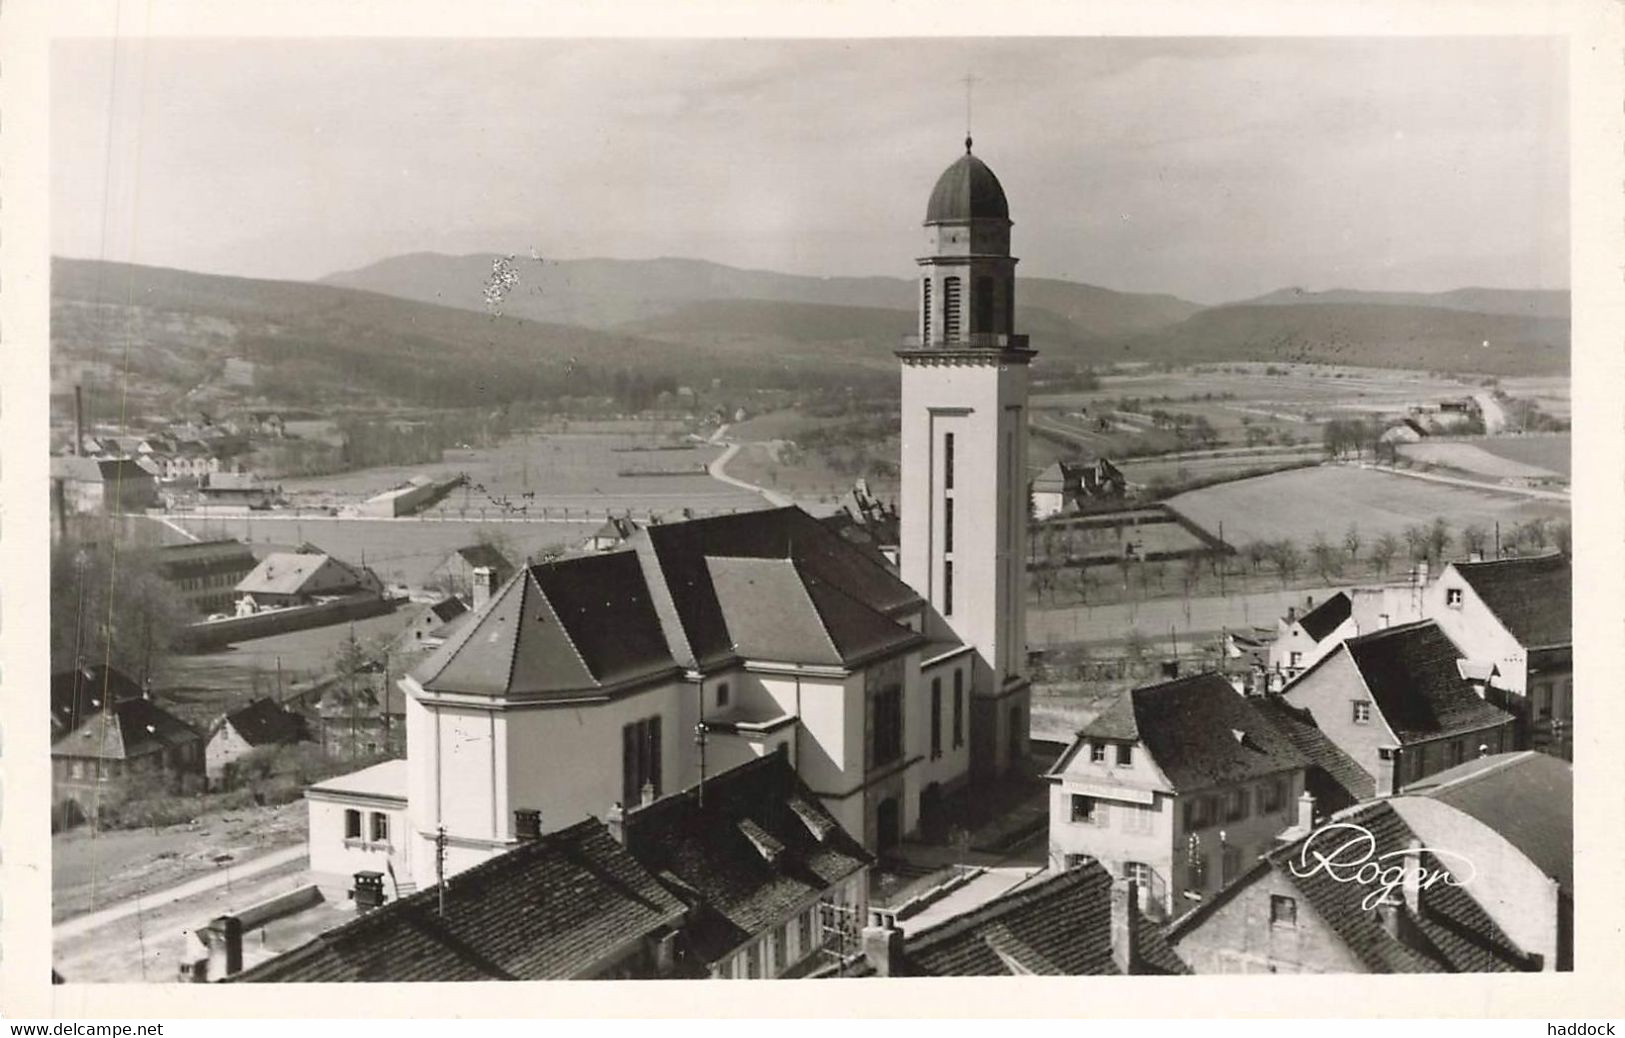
xmin=943 ymin=560 xmax=954 ymax=616
xmin=943 ymin=277 xmax=962 ymax=343
xmin=921 ymin=279 xmax=932 ymax=340
xmin=944 ymin=432 xmax=955 ymax=490
xmin=944 ymin=496 xmax=955 ymax=554
xmin=975 ymin=275 xmax=995 ymax=334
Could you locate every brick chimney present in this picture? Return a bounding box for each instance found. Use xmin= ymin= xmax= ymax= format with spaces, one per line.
xmin=605 ymin=802 xmax=625 ymax=845
xmin=1110 ymin=878 xmax=1141 ymax=974
xmin=471 ymin=565 xmax=496 ymax=610
xmin=353 ymin=870 xmax=386 ymax=913
xmin=514 ymin=808 xmax=542 ymax=842
xmin=1296 ymin=790 xmax=1316 ymax=832
xmin=861 ymin=911 xmax=905 ymax=977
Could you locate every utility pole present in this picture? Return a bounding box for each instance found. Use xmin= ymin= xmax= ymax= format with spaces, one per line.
xmin=436 ymin=826 xmax=448 ymax=917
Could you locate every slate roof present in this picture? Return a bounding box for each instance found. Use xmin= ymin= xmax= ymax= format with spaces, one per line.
xmin=413 ymin=551 xmax=680 ymax=699
xmin=222 ymin=697 xmax=309 ymax=748
xmin=1338 ymin=621 xmax=1514 ymax=743
xmin=1298 ymin=592 xmax=1353 ymax=642
xmin=231 ymin=819 xmax=686 ymax=982
xmin=893 ymin=862 xmax=1185 ymax=976
xmin=706 ymin=556 xmax=920 ymax=667
xmin=1452 ymin=554 xmax=1571 ymax=649
xmin=51 ymin=665 xmax=146 ymax=738
xmin=1249 ymin=694 xmax=1375 ymax=812
xmin=925 ymin=148 xmax=1011 ymax=223
xmin=1077 ymin=674 xmax=1308 ymax=793
xmin=52 ymin=697 xmax=201 ymax=761
xmin=446 ymin=543 xmax=515 ymax=580
xmin=622 ymin=753 xmax=872 ymax=966
xmin=1402 ymin=751 xmax=1572 ymax=896
xmin=236 ymin=552 xmax=352 ymax=597
xmin=629 ymin=506 xmax=924 ymax=670
xmin=1261 ymin=800 xmax=1533 ymax=972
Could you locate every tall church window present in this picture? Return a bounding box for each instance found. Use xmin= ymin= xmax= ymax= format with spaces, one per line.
xmin=944 ymin=433 xmax=955 ymax=490
xmin=943 ymin=277 xmax=962 ymax=342
xmin=953 ymin=670 xmax=964 ymax=748
xmin=930 ymin=678 xmax=943 ymax=760
xmin=943 ymin=560 xmax=954 ymax=616
xmin=944 ymin=496 xmax=954 ymax=554
xmin=622 ymin=715 xmax=663 ymax=805
xmin=869 ymin=664 xmax=904 ymax=769
xmin=921 ymin=279 xmax=932 ymax=339
xmin=975 ymin=275 xmax=994 ymax=334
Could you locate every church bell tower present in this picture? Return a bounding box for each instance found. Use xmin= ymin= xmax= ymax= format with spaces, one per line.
xmin=898 ymin=137 xmax=1033 ymax=779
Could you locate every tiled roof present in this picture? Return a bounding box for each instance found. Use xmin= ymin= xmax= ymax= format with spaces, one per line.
xmin=1341 ymin=621 xmax=1514 ymax=743
xmin=231 ymin=819 xmax=686 ymax=982
xmin=51 ymin=665 xmax=146 ymax=737
xmin=1080 ymin=674 xmax=1307 ymax=793
xmin=1451 ymin=553 xmax=1571 ymax=648
xmin=629 ymin=506 xmax=923 ymax=670
xmin=1250 ymin=694 xmax=1375 ymax=812
xmin=622 ymin=754 xmax=872 ymax=966
xmin=236 ymin=552 xmax=342 ymax=597
xmin=1298 ymin=592 xmax=1353 ymax=642
xmin=707 ymin=556 xmax=921 ymax=667
xmin=1262 ymin=800 xmax=1533 ymax=973
xmin=448 ymin=543 xmax=515 ymax=576
xmin=52 ymin=697 xmax=200 ymax=761
xmin=899 ymin=862 xmax=1185 ymax=976
xmin=413 ymin=552 xmax=679 ymax=699
xmin=222 ymin=697 xmax=309 ymax=748
xmin=1402 ymin=751 xmax=1571 ymax=896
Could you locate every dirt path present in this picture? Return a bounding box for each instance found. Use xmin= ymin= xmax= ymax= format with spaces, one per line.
xmin=56 ymin=844 xmax=308 ymax=940
xmin=1358 ymin=461 xmax=1569 ymax=501
xmin=707 ymin=433 xmax=796 ymax=508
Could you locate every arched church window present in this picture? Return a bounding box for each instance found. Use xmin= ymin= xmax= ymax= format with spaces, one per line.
xmin=943 ymin=277 xmax=962 ymax=343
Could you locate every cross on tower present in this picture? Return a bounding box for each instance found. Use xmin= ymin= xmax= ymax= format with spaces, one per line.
xmin=961 ymin=72 xmax=979 ymax=150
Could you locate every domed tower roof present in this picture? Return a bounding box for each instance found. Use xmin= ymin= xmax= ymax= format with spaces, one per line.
xmin=925 ymin=138 xmax=1010 ymax=224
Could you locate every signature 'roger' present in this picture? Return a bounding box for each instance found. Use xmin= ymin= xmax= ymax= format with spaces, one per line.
xmin=1288 ymin=822 xmax=1479 ymax=911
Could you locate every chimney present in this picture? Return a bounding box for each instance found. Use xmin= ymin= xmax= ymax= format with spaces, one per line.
xmin=471 ymin=565 xmax=496 ymax=610
xmin=1468 ymin=550 xmax=1484 ymax=563
xmin=74 ymin=385 xmax=85 ymax=456
xmin=1296 ymin=790 xmax=1316 ymax=832
xmin=353 ymin=870 xmax=386 ymax=913
xmin=640 ymin=781 xmax=656 ymax=806
xmin=1286 ymin=606 xmax=1297 ymax=624
xmin=1401 ymin=839 xmax=1422 ymax=915
xmin=861 ymin=911 xmax=905 ymax=977
xmin=513 ymin=808 xmax=542 ymax=842
xmin=205 ymin=915 xmax=243 ymax=979
xmin=1110 ymin=878 xmax=1141 ymax=974
xmin=1417 ymin=560 xmax=1429 ymax=586
xmin=1376 ymin=900 xmax=1403 ymax=940
xmin=606 ymin=801 xmax=626 ymax=845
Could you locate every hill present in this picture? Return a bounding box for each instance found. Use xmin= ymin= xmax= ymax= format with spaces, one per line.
xmin=320 ymin=252 xmax=1205 ymax=344
xmin=1240 ymin=286 xmax=1569 ymax=320
xmin=50 ymin=258 xmax=883 ymax=414
xmin=1120 ymin=302 xmax=1569 ymax=376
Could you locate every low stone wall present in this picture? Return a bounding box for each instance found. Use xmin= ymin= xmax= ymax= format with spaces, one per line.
xmin=178 ymin=594 xmax=397 ymax=651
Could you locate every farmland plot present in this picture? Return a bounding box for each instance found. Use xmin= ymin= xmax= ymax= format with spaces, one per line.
xmin=1473 ymin=434 xmax=1570 ymax=476
xmin=1167 ymin=465 xmax=1568 ymax=546
xmin=1398 ymin=439 xmax=1565 ymax=480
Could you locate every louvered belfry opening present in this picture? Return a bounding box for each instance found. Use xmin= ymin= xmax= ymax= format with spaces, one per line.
xmin=943 ymin=277 xmax=962 ymax=342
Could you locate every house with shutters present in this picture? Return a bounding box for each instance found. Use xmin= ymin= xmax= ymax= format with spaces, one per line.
xmin=1046 ymin=674 xmax=1309 ymax=919
xmin=1422 ymin=553 xmax=1572 ymax=759
xmin=1281 ymin=620 xmax=1517 ymax=795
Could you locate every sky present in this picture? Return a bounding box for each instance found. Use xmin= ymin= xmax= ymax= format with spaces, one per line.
xmin=51 ymin=36 xmax=1569 ymax=305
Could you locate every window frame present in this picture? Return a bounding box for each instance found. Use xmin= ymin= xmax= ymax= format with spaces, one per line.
xmin=1090 ymin=742 xmax=1107 ymax=764
xmin=1352 ymin=700 xmax=1372 ymax=725
xmin=929 ymin=678 xmax=943 ymax=760
xmin=1070 ymin=794 xmax=1099 ymax=825
xmin=344 ymin=808 xmax=362 ymax=841
xmin=1115 ymin=743 xmax=1133 ymax=768
xmin=1270 ymin=894 xmax=1298 ymax=927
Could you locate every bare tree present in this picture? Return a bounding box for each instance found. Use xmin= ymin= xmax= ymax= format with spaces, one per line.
xmin=1270 ymin=539 xmax=1304 ymax=586
xmin=1309 ymin=533 xmax=1342 ymax=584
xmin=1403 ymin=524 xmax=1429 ymax=564
xmin=1461 ymin=523 xmax=1490 ymax=557
xmin=1370 ymin=532 xmax=1399 ymax=576
xmin=1426 ymin=517 xmax=1453 ymax=563
xmin=1342 ymin=524 xmax=1361 ymax=562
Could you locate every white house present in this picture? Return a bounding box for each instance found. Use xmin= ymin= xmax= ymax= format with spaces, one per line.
xmin=306 ymin=759 xmax=411 ymax=892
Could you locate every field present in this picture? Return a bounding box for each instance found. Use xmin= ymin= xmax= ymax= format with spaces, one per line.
xmin=1398 ymin=439 xmax=1566 ymax=480
xmin=1115 ymin=449 xmax=1322 ymax=486
xmin=1167 ymin=465 xmax=1569 ymax=547
xmin=1473 ymin=434 xmax=1571 ymax=477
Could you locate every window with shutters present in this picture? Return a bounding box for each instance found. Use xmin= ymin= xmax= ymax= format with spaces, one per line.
xmin=943 ymin=277 xmax=962 ymax=342
xmin=952 ymin=670 xmax=964 ymax=748
xmin=930 ymin=678 xmax=942 ymax=759
xmin=622 ymin=716 xmax=663 ymax=805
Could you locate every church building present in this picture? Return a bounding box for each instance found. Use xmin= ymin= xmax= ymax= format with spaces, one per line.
xmin=308 ymin=141 xmax=1036 ymax=893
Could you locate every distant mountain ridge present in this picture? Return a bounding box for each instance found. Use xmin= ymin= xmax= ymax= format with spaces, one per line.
xmin=1240 ymin=286 xmax=1569 ymax=320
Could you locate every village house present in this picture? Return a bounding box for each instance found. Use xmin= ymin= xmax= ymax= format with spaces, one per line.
xmin=385 ymin=596 xmax=470 ymax=660
xmin=1281 ymin=620 xmax=1517 ymax=796
xmin=50 ymin=455 xmax=158 ymax=515
xmin=154 ymin=539 xmax=259 ymax=617
xmin=823 ymin=859 xmax=1185 ymax=976
xmin=52 ymin=694 xmax=203 ymax=819
xmin=315 ymin=670 xmax=406 ymax=759
xmin=581 ymin=515 xmax=644 ymax=553
xmin=199 ymin=471 xmax=281 ymax=510
xmin=1046 ymin=674 xmax=1310 ymax=919
xmin=1030 ymin=458 xmax=1126 ymax=519
xmin=617 ymin=752 xmax=872 ymax=979
xmin=1422 ymin=553 xmax=1572 ymax=759
xmin=235 ymin=814 xmax=689 ymax=982
xmin=428 ymin=543 xmax=516 ymax=595
xmin=205 ymin=697 xmax=311 ymax=785
xmin=234 ymin=550 xmax=382 ymax=612
xmin=305 ymin=759 xmax=411 ymax=893
xmin=1268 ymin=585 xmax=1424 ymax=681
xmin=51 ymin=664 xmax=147 ymax=740
xmin=1165 ymin=794 xmax=1553 ymax=974
xmin=1248 ymin=695 xmax=1375 ymax=818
